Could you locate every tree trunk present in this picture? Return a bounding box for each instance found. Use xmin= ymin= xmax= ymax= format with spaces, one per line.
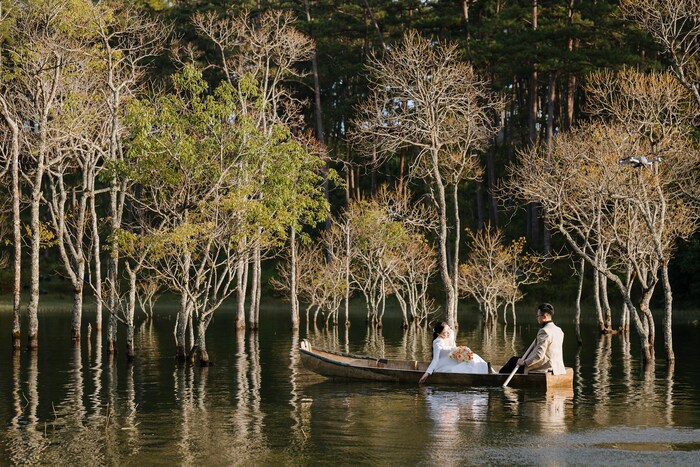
xmin=639 ymin=283 xmax=656 ymax=353
xmin=527 ymin=0 xmax=540 ymax=246
xmin=430 ymin=150 xmax=456 ymax=326
xmin=557 ymin=224 xmax=654 ymax=362
xmin=543 ymin=72 xmax=556 ymax=257
xmin=660 ymin=263 xmax=674 ymax=363
xmin=126 ymin=264 xmax=136 ymax=362
xmin=451 ymin=181 xmax=461 ymax=327
xmin=249 ymin=241 xmax=261 ymax=331
xmin=236 ymin=245 xmax=248 ymax=330
xmin=599 ymin=273 xmax=613 ymax=333
xmin=198 ymin=316 xmax=211 ymax=367
xmin=371 ymin=145 xmax=377 ymax=196
xmin=290 ymin=226 xmax=299 ymax=330
xmin=593 ymin=268 xmax=604 ymax=333
xmin=564 ymin=0 xmax=577 ymax=130
xmin=90 ymin=190 xmax=103 ymax=332
xmin=1 ymin=103 xmax=22 ymax=350
xmin=575 ymin=257 xmax=584 ymax=345
xmin=107 ymin=184 xmax=120 ymax=354
xmin=27 ymin=142 xmax=46 ymax=351
xmin=344 ymin=221 xmax=351 ymax=327
xmin=71 ymin=284 xmax=84 ymax=341
xmin=176 ymin=252 xmax=190 ymax=363
xmin=622 ymin=267 xmax=633 ymax=334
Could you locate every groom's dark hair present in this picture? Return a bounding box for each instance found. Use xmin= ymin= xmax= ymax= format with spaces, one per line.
xmin=537 ymin=303 xmax=554 ymax=317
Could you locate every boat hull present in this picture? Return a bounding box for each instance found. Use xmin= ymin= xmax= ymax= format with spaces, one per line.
xmin=299 ymin=340 xmax=573 ymax=391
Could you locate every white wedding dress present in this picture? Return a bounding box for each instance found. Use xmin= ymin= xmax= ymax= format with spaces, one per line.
xmin=425 ymin=336 xmax=489 ymax=375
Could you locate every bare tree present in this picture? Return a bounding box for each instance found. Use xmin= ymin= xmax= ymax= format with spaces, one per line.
xmin=507 ymin=107 xmax=698 ymax=364
xmin=44 ymin=51 xmax=107 ymax=341
xmin=136 ymin=275 xmax=162 ymax=321
xmin=458 ymin=228 xmax=547 ymax=328
xmin=3 ymin=1 xmax=80 ymax=349
xmin=621 ymin=0 xmax=700 ymax=107
xmin=587 ymin=68 xmax=700 ymax=362
xmin=83 ymin=2 xmax=167 ymax=351
xmin=352 ymin=30 xmax=502 ymax=326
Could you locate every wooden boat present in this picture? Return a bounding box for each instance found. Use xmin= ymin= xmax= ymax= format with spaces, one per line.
xmin=299 ymin=339 xmax=574 ymax=391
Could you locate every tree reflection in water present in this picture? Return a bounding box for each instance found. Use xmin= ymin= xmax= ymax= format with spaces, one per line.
xmin=8 ymin=352 xmax=46 ymax=465
xmin=0 ymin=308 xmax=698 ymax=465
xmin=593 ymin=334 xmax=613 ymax=425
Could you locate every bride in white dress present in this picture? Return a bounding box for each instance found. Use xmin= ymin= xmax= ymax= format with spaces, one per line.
xmin=419 ymin=321 xmax=489 ymax=384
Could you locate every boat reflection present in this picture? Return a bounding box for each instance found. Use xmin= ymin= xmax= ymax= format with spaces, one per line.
xmin=501 ymin=386 xmax=574 ymax=434
xmin=420 ymin=387 xmax=490 ymax=466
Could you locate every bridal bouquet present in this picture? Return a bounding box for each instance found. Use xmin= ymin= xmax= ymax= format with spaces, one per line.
xmin=449 ymin=346 xmax=474 ymax=362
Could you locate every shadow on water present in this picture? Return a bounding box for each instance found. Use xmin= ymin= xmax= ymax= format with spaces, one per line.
xmin=1 ymin=302 xmax=700 ymax=465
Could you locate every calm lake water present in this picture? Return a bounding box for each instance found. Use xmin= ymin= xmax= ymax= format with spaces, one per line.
xmin=1 ymin=299 xmax=700 ymax=466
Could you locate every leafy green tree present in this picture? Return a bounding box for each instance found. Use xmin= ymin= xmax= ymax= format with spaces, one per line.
xmin=125 ymin=65 xmax=326 ymax=363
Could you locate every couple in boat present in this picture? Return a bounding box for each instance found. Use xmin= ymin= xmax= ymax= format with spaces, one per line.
xmin=419 ymin=303 xmax=566 ymax=384
xmin=419 ymin=321 xmax=492 ymax=384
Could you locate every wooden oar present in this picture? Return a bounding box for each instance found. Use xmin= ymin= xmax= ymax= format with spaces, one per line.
xmin=502 ymin=338 xmax=537 ymax=388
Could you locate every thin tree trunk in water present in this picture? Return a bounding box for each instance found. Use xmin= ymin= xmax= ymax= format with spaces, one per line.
xmin=622 ymin=268 xmax=633 ymax=334
xmin=248 ymin=254 xmax=259 ymax=331
xmin=639 ymin=285 xmax=656 ymax=354
xmin=290 ymin=226 xmax=299 ymax=329
xmin=27 ymin=146 xmax=45 ymax=351
xmin=71 ymin=285 xmax=84 ymax=341
xmin=430 ymin=150 xmax=456 ymax=326
xmin=236 ymin=247 xmax=247 ymax=330
xmin=556 ymin=224 xmax=653 ymax=363
xmin=90 ymin=191 xmax=103 ymax=332
xmin=593 ymin=268 xmax=604 ymax=333
xmin=344 ymin=221 xmax=351 ymax=327
xmin=660 ymin=264 xmax=674 ymax=363
xmin=187 ymin=302 xmax=195 ymax=354
xmin=106 ymin=83 xmax=124 ymax=353
xmin=575 ymin=257 xmax=584 ymax=345
xmin=2 ymin=103 xmax=21 ymax=350
xmin=600 ymin=274 xmax=613 ymax=333
xmin=108 ymin=185 xmax=119 ymax=354
xmin=249 ymin=241 xmax=261 ymax=331
xmin=176 ymin=252 xmax=190 ymax=363
xmin=126 ymin=264 xmax=136 ymax=362
xmin=451 ymin=182 xmax=461 ymax=328
xmin=198 ymin=317 xmax=210 ymax=366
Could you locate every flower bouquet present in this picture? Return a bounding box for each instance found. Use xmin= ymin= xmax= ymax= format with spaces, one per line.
xmin=449 ymin=346 xmax=474 ymax=363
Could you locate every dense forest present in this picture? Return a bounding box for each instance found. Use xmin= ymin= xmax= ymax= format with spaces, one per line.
xmin=0 ymin=0 xmax=698 ymax=366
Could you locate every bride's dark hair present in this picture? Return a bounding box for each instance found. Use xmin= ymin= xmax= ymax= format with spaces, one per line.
xmin=433 ymin=321 xmax=448 ymax=340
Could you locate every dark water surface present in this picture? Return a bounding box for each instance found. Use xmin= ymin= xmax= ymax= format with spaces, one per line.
xmin=1 ymin=300 xmax=700 ymax=466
